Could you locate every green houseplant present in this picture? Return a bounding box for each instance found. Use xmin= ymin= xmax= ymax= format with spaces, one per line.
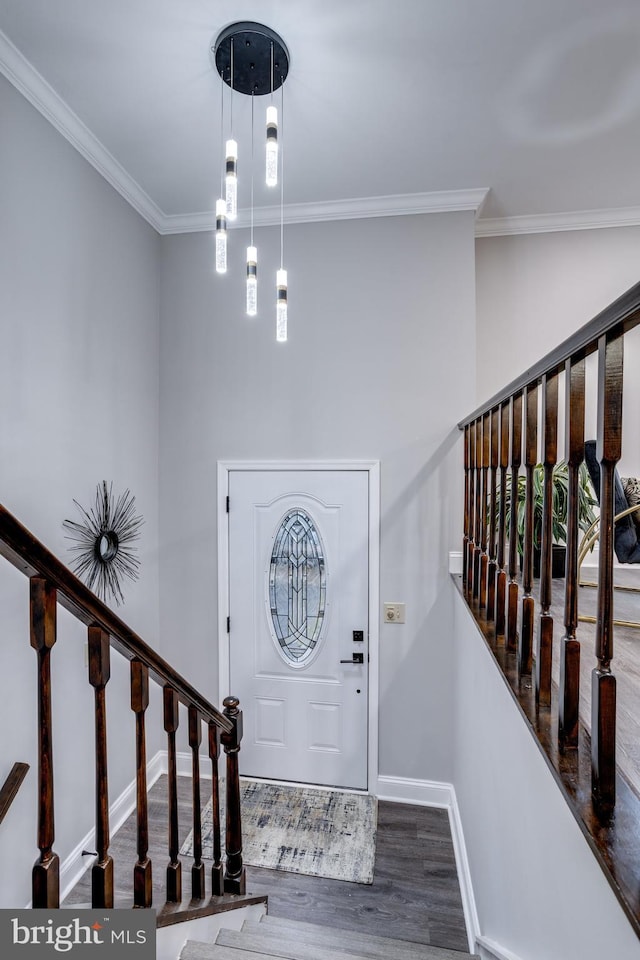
xmin=501 ymin=460 xmax=597 ymax=577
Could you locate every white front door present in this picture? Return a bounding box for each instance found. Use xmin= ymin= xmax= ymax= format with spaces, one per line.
xmin=227 ymin=469 xmax=369 ymax=789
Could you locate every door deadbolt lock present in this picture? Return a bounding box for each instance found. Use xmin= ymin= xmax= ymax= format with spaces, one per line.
xmin=340 ymin=652 xmax=364 ymax=665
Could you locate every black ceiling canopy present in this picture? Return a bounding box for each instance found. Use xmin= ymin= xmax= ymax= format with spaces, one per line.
xmin=213 ymin=21 xmax=290 ymax=97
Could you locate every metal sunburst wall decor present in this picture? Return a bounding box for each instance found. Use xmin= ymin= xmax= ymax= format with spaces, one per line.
xmin=63 ymin=482 xmax=144 ymax=605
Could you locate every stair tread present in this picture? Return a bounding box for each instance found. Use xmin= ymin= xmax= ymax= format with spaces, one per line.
xmin=256 ymin=915 xmax=476 ymax=958
xmin=219 ymin=925 xmax=473 ymax=960
xmin=182 ymin=944 xmax=276 ymax=960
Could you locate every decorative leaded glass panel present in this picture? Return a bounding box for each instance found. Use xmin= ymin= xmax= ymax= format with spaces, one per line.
xmin=269 ymin=509 xmax=327 ymax=665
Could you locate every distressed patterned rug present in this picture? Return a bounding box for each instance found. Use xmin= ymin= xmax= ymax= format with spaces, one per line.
xmin=180 ymin=778 xmax=377 ymax=884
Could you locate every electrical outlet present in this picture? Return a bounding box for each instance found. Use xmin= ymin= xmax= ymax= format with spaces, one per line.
xmin=383 ymin=602 xmax=405 ymax=624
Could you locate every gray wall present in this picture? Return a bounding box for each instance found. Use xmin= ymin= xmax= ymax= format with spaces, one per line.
xmin=476 ymin=225 xmax=640 ymax=405
xmin=159 ymin=211 xmax=476 ymax=784
xmin=452 ymin=583 xmax=640 ymax=960
xmin=0 ymin=75 xmax=160 ymax=906
xmin=475 ymin=228 xmax=640 ymax=475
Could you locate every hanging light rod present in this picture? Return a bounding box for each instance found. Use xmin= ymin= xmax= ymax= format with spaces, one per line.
xmin=213 ymin=22 xmax=289 ymax=95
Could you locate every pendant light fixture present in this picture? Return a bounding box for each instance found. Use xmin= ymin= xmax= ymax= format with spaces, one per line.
xmin=215 ymin=198 xmax=227 ymax=273
xmin=213 ymin=22 xmax=290 ymax=339
xmin=266 ymin=43 xmax=278 ymax=188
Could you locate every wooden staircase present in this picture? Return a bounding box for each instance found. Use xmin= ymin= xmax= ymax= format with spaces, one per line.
xmin=180 ymin=916 xmax=479 ymax=960
xmin=0 ymin=503 xmax=248 ymax=923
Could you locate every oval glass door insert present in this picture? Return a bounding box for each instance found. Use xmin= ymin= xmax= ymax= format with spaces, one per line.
xmin=268 ymin=509 xmax=327 ymax=665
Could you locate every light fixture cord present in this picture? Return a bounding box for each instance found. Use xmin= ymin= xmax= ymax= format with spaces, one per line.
xmin=270 ymin=41 xmax=274 ymax=103
xmin=219 ymin=62 xmax=225 ymax=196
xmin=230 ymin=38 xmax=234 ymax=134
xmin=251 ymin=91 xmax=255 ymax=247
xmin=280 ymin=77 xmax=284 ymax=268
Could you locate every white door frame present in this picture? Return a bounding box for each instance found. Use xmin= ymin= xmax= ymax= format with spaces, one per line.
xmin=217 ymin=459 xmax=380 ymax=794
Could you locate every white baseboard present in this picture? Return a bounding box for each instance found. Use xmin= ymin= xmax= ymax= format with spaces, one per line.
xmin=58 ymin=750 xmax=165 ymax=904
xmin=376 ymin=774 xmax=452 ymax=807
xmin=376 ymin=775 xmax=479 ymax=954
xmin=176 ymin=750 xmax=214 ymax=779
xmin=449 ymin=550 xmax=463 ymax=575
xmin=476 ymin=935 xmax=524 ymax=960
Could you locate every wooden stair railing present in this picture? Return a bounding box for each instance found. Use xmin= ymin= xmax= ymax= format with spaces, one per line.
xmin=0 ymin=762 xmax=29 ymax=826
xmin=0 ymin=505 xmax=245 ymax=915
xmin=457 ymin=279 xmax=640 ymax=936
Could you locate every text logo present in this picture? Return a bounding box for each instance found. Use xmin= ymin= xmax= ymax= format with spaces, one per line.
xmin=1 ymin=910 xmax=155 ymax=958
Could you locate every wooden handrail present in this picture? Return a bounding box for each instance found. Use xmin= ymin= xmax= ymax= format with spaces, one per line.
xmin=458 ymin=278 xmax=640 ymax=428
xmin=0 ymin=505 xmax=231 ymax=734
xmin=0 ymin=762 xmax=29 ymax=825
xmin=458 ymin=282 xmax=640 ymax=934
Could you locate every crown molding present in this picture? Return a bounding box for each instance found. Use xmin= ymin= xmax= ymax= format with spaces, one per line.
xmin=475 ymin=205 xmax=640 ymax=237
xmin=160 ymin=188 xmax=490 ymax=235
xmin=7 ymin=27 xmax=639 ymax=243
xmin=0 ymin=29 xmax=166 ymax=232
xmin=0 ymin=28 xmax=489 ymax=237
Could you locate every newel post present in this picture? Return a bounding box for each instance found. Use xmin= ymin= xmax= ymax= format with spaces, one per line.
xmin=221 ymin=696 xmax=246 ymax=894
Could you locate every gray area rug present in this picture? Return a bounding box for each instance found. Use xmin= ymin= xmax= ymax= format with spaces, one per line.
xmin=180 ymin=778 xmax=377 ymax=884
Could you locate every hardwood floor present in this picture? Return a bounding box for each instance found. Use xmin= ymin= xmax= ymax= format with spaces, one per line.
xmin=65 ymin=776 xmax=469 ymax=954
xmin=245 ymin=796 xmax=469 ymax=953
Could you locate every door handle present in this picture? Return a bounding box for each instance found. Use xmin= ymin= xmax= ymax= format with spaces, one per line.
xmin=340 ymin=652 xmax=364 ymax=664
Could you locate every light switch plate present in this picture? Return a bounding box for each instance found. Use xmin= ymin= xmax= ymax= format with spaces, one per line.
xmin=383 ymin=602 xmax=405 ymax=624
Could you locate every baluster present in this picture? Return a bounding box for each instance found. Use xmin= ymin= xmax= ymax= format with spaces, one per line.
xmin=467 ymin=420 xmax=477 ymax=599
xmin=208 ymin=722 xmax=224 ymax=896
xmin=163 ymin=686 xmax=181 ymax=903
xmin=473 ymin=418 xmax=483 ymax=601
xmin=131 ymin=659 xmax=152 ymax=907
xmin=463 ymin=424 xmax=470 ymax=591
xmin=88 ymin=626 xmax=114 ymax=908
xmin=592 ymin=333 xmax=623 ymax=811
xmin=535 ymin=372 xmax=558 ymax=705
xmin=30 ymin=577 xmax=59 ymax=908
xmin=189 ymin=705 xmax=205 ymax=899
xmin=479 ymin=412 xmax=490 ymax=611
xmin=520 ymin=383 xmax=538 ymax=676
xmin=559 ymin=356 xmax=585 ymax=748
xmin=495 ymin=400 xmax=510 ymax=636
xmin=221 ymin=696 xmax=246 ymax=894
xmin=487 ymin=407 xmax=499 ymax=620
xmin=507 ymin=394 xmax=523 ymax=652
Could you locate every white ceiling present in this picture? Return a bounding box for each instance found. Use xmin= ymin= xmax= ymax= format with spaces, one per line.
xmin=2 ymin=0 xmax=640 ymax=235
